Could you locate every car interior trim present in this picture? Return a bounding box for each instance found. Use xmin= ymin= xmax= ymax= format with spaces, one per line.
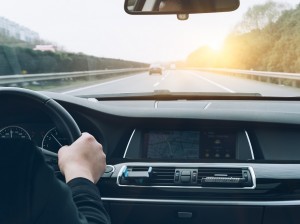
xmin=116 ymin=165 xmax=256 ymax=189
xmin=102 ymin=197 xmax=300 ymax=206
xmin=105 ymin=165 xmax=116 ymax=174
xmin=244 ymin=130 xmax=255 ymax=160
xmin=123 ymin=129 xmax=136 ymax=158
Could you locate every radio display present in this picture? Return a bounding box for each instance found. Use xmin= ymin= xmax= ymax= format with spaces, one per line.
xmin=143 ymin=130 xmax=236 ymax=160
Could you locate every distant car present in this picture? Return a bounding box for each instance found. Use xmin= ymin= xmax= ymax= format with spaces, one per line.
xmin=149 ymin=64 xmax=162 ymax=75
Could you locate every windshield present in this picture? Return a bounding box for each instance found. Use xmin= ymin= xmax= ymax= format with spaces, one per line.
xmin=0 ymin=0 xmax=299 ymax=97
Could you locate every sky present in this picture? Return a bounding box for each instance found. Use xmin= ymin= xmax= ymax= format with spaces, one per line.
xmin=0 ymin=0 xmax=298 ymax=63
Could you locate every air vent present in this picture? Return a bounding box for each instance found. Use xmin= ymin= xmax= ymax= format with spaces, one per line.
xmin=119 ymin=166 xmax=176 ymax=186
xmin=198 ymin=168 xmax=243 ymax=179
xmin=128 ymin=166 xmax=150 ymax=172
xmin=151 ymin=167 xmax=176 ymax=186
xmin=198 ymin=167 xmax=253 ymax=187
xmin=118 ymin=166 xmax=254 ymax=188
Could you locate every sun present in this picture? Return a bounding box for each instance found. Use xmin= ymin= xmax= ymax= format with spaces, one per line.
xmin=207 ymin=40 xmax=223 ymax=52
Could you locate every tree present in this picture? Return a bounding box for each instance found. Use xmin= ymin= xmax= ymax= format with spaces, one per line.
xmin=185 ymin=2 xmax=300 ymax=73
xmin=234 ymin=1 xmax=290 ymax=33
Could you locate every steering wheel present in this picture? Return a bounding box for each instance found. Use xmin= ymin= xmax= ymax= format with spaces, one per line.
xmin=0 ymin=87 xmax=81 ymax=170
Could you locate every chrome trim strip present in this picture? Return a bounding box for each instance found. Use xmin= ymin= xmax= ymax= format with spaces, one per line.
xmin=245 ymin=130 xmax=255 ymax=160
xmin=123 ymin=129 xmax=136 ymax=158
xmin=248 ymin=166 xmax=256 ymax=189
xmin=116 ymin=165 xmax=256 ymax=190
xmin=102 ymin=197 xmax=300 ymax=206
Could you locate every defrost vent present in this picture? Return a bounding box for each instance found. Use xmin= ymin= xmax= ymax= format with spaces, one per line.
xmin=118 ymin=166 xmax=255 ymax=189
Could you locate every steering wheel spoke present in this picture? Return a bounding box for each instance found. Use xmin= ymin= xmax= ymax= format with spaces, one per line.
xmin=38 ymin=146 xmax=66 ymax=180
xmin=39 ymin=146 xmax=59 ymax=170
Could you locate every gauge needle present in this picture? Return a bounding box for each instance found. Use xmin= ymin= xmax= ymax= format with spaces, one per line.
xmin=51 ymin=134 xmax=63 ymax=147
xmin=10 ymin=130 xmax=13 ymax=138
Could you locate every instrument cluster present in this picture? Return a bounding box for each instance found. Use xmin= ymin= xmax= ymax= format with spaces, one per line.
xmin=0 ymin=124 xmax=67 ymax=153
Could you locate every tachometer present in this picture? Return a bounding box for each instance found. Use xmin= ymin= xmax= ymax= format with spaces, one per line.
xmin=0 ymin=126 xmax=31 ymax=140
xmin=42 ymin=128 xmax=67 ymax=152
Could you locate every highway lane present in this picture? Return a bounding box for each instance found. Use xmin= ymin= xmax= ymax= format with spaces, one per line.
xmin=62 ymin=70 xmax=300 ymax=97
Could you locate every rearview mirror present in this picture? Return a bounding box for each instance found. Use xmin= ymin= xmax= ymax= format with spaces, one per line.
xmin=125 ymin=0 xmax=240 ymax=14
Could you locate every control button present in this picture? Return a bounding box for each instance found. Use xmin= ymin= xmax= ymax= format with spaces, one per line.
xmin=174 ymin=171 xmax=180 ymax=182
xmin=243 ymin=171 xmax=249 ymax=181
xmin=181 ymin=175 xmax=191 ymax=183
xmin=225 ymin=153 xmax=231 ymax=158
xmin=192 ymin=171 xmax=197 ymax=182
xmin=181 ymin=170 xmax=191 ymax=176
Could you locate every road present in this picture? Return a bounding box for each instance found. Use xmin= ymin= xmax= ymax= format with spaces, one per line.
xmin=62 ymin=70 xmax=300 ymax=97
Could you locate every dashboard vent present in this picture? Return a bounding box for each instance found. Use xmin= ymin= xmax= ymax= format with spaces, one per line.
xmin=128 ymin=166 xmax=150 ymax=172
xmin=198 ymin=167 xmax=243 ymax=180
xmin=118 ymin=166 xmax=254 ymax=188
xmin=151 ymin=167 xmax=176 ymax=186
xmin=197 ymin=167 xmax=253 ymax=188
xmin=118 ymin=166 xmax=176 ymax=186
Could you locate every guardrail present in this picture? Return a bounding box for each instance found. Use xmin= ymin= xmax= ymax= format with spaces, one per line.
xmin=193 ymin=68 xmax=300 ymax=88
xmin=0 ymin=68 xmax=147 ymax=86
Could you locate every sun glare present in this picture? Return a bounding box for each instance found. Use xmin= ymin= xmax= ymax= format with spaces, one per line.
xmin=207 ymin=40 xmax=223 ymax=52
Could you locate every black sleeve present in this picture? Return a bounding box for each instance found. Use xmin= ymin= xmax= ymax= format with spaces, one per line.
xmin=30 ymin=148 xmax=110 ymax=224
xmin=0 ymin=139 xmax=110 ymax=224
xmin=67 ymin=178 xmax=111 ymax=224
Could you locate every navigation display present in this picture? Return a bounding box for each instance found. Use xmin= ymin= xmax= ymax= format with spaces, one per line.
xmin=144 ymin=130 xmax=236 ymax=160
xmin=145 ymin=131 xmax=200 ymax=159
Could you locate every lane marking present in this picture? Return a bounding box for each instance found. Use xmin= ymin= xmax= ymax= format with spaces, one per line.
xmin=62 ymin=74 xmax=143 ymax=94
xmin=204 ymin=102 xmax=212 ymax=110
xmin=153 ymin=82 xmax=160 ymax=87
xmin=192 ymin=74 xmax=235 ymax=93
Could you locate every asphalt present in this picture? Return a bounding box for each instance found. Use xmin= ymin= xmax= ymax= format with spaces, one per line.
xmin=60 ymin=70 xmax=300 ymax=97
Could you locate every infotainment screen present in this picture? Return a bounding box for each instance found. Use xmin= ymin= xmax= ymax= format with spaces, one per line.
xmin=145 ymin=131 xmax=200 ymax=159
xmin=143 ymin=130 xmax=236 ymax=160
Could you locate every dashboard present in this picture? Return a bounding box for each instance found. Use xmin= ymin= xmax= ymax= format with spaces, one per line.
xmin=3 ymin=91 xmax=300 ymax=224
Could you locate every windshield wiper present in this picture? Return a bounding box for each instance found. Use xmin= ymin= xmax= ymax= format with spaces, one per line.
xmin=78 ymin=89 xmax=263 ymax=101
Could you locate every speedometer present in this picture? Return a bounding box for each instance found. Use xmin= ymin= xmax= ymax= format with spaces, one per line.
xmin=0 ymin=126 xmax=31 ymax=140
xmin=42 ymin=128 xmax=68 ymax=152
